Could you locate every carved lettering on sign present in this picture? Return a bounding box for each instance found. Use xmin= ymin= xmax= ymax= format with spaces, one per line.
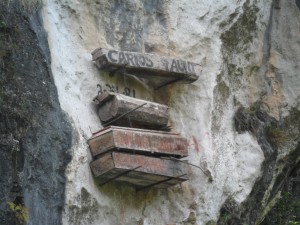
xmin=107 ymin=50 xmax=118 ymax=63
xmin=104 ymin=49 xmax=198 ymax=74
xmin=92 ymin=48 xmax=200 ymax=86
xmin=94 ymin=49 xmax=199 ymax=74
xmin=108 ymin=50 xmax=154 ymax=68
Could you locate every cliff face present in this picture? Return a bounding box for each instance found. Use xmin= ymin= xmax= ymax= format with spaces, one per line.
xmin=0 ymin=1 xmax=72 ymax=225
xmin=0 ymin=0 xmax=299 ymax=225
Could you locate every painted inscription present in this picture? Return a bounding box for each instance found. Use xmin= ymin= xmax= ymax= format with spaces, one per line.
xmin=96 ymin=84 xmax=136 ymax=98
xmin=107 ymin=50 xmax=198 ymax=74
xmin=187 ymin=132 xmax=210 ymax=154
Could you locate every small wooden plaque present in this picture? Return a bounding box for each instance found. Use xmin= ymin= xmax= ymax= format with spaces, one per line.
xmin=91 ymin=48 xmax=200 ymax=87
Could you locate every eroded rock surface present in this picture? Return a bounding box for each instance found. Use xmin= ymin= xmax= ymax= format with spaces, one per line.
xmin=0 ymin=1 xmax=72 ymax=224
xmin=0 ymin=0 xmax=299 ymax=224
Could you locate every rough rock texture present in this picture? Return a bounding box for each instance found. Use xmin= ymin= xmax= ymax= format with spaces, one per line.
xmin=262 ymin=144 xmax=300 ymax=225
xmin=1 ymin=0 xmax=299 ymax=224
xmin=215 ymin=0 xmax=300 ymax=224
xmin=41 ymin=0 xmax=300 ymax=224
xmin=0 ymin=1 xmax=72 ymax=224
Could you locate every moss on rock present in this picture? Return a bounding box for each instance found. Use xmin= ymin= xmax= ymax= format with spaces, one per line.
xmin=217 ymin=103 xmax=300 ymax=225
xmin=221 ymin=0 xmax=259 ymax=54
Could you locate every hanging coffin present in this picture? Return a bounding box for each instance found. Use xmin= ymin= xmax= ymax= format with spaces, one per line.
xmin=90 ymin=152 xmax=188 ymax=189
xmin=94 ymin=91 xmax=169 ymax=130
xmin=88 ymin=126 xmax=188 ymax=158
xmin=91 ymin=48 xmax=201 ymax=88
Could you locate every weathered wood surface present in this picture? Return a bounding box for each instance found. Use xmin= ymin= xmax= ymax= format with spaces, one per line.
xmin=88 ymin=126 xmax=188 ymax=158
xmin=94 ymin=91 xmax=170 ymax=130
xmin=91 ymin=48 xmax=200 ymax=86
xmin=90 ymin=152 xmax=188 ymax=188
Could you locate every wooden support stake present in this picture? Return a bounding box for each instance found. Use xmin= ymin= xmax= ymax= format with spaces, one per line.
xmin=161 ymin=157 xmax=213 ymax=181
xmin=136 ymin=174 xmax=187 ymax=192
xmin=102 ymin=103 xmax=147 ymax=127
xmin=154 ymin=78 xmax=183 ymax=90
xmin=99 ymin=166 xmax=142 ymax=186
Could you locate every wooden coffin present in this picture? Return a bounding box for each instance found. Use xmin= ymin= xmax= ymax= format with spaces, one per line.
xmin=90 ymin=152 xmax=188 ymax=188
xmin=94 ymin=91 xmax=169 ymax=130
xmin=88 ymin=126 xmax=188 ymax=158
xmin=91 ymin=48 xmax=201 ymax=88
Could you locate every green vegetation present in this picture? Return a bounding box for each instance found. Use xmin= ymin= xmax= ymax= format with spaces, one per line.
xmin=216 ymin=75 xmax=230 ymax=102
xmin=216 ymin=197 xmax=240 ymax=225
xmin=266 ymin=127 xmax=289 ymax=146
xmin=263 ymin=191 xmax=300 ymax=225
xmin=182 ymin=212 xmax=197 ymax=224
xmin=8 ymin=202 xmax=29 ymax=224
xmin=227 ymin=63 xmax=243 ymax=77
xmin=221 ymin=2 xmax=258 ymax=54
xmin=205 ymin=220 xmax=217 ymax=225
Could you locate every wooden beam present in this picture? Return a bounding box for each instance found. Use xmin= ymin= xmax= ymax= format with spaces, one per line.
xmin=88 ymin=126 xmax=188 ymax=158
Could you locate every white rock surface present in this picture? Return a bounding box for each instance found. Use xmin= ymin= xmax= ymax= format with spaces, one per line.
xmin=40 ymin=0 xmax=300 ymax=224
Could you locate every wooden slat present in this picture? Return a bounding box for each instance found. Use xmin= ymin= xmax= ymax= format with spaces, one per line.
xmin=90 ymin=153 xmax=115 ymax=177
xmin=94 ymin=92 xmax=169 ymax=130
xmin=88 ymin=126 xmax=188 ymax=158
xmin=90 ymin=152 xmax=188 ymax=188
xmin=91 ymin=48 xmax=200 ymax=87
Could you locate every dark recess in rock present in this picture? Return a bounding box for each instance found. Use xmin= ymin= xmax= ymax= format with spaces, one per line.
xmin=143 ymin=0 xmax=166 ymax=28
xmin=261 ymin=145 xmax=300 ymax=225
xmin=216 ymin=104 xmax=300 ymax=225
xmin=216 ymin=0 xmax=300 ymax=223
xmin=0 ymin=1 xmax=72 ymax=225
xmin=103 ymin=0 xmax=143 ymax=52
xmin=102 ymin=0 xmax=167 ymax=53
xmin=220 ymin=0 xmax=259 ymax=54
xmin=296 ymin=0 xmax=300 ymax=10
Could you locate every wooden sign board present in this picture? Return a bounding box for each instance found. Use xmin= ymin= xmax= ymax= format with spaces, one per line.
xmin=91 ymin=48 xmax=201 ymax=88
xmin=88 ymin=126 xmax=188 ymax=158
xmin=94 ymin=92 xmax=170 ymax=130
xmin=90 ymin=152 xmax=188 ymax=188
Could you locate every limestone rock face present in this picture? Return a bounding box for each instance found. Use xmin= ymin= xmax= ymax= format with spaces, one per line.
xmin=1 ymin=0 xmax=299 ymax=224
xmin=42 ymin=0 xmax=300 ymax=224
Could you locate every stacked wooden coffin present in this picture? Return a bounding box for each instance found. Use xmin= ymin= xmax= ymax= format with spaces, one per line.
xmin=88 ymin=48 xmax=199 ymax=190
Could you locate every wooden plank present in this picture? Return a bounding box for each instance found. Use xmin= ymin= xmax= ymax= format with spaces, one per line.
xmin=90 ymin=152 xmax=188 ymax=188
xmin=88 ymin=131 xmax=116 ymax=156
xmin=88 ymin=126 xmax=188 ymax=158
xmin=91 ymin=48 xmax=200 ymax=86
xmin=94 ymin=92 xmax=170 ymax=130
xmin=90 ymin=153 xmax=115 ymax=177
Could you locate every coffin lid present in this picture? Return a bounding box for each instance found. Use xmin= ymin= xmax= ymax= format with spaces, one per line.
xmin=93 ymin=91 xmax=170 ymax=109
xmin=89 ymin=125 xmax=181 ymax=140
